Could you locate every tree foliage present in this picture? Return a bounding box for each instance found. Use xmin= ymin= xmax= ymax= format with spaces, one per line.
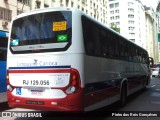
xmin=110 ymin=23 xmax=120 ymax=33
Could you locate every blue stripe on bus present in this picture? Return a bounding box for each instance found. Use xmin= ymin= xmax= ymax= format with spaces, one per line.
xmin=0 ymin=61 xmax=7 ymax=92
xmin=0 ymin=30 xmax=8 ymax=93
xmin=0 ymin=31 xmax=8 ymax=37
xmin=9 ymin=66 xmax=71 ymax=69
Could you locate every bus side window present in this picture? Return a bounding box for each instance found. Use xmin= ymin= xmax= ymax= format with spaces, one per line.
xmin=128 ymin=44 xmax=132 ymax=61
xmin=134 ymin=48 xmax=138 ymax=62
xmin=101 ymin=29 xmax=108 ymax=57
xmin=82 ymin=16 xmax=94 ymax=55
xmin=124 ymin=42 xmax=128 ymax=60
xmin=119 ymin=39 xmax=124 ymax=60
xmin=108 ymin=31 xmax=115 ymax=58
xmin=114 ymin=36 xmax=119 ymax=58
xmin=92 ymin=25 xmax=101 ymax=56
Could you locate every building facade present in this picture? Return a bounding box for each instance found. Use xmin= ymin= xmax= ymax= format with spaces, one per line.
xmin=107 ymin=0 xmax=146 ymax=49
xmin=31 ymin=0 xmax=108 ymax=25
xmin=158 ymin=16 xmax=160 ymax=63
xmin=153 ymin=12 xmax=160 ymax=63
xmin=0 ymin=0 xmax=31 ymax=31
xmin=107 ymin=0 xmax=160 ymax=62
xmin=145 ymin=7 xmax=159 ymax=63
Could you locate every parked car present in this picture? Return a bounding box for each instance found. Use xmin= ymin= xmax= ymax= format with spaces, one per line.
xmin=151 ymin=68 xmax=160 ymax=77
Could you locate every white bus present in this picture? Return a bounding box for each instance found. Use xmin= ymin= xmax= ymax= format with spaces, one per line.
xmin=7 ymin=7 xmax=152 ymax=111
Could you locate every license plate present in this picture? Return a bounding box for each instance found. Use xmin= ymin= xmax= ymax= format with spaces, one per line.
xmin=31 ymin=90 xmax=43 ymax=96
xmin=23 ymin=80 xmax=50 ymax=86
xmin=26 ymin=100 xmax=44 ymax=105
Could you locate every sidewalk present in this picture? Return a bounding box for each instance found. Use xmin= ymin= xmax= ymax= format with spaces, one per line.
xmin=0 ymin=92 xmax=7 ymax=103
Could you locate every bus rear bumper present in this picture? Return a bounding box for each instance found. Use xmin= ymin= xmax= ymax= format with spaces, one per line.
xmin=7 ymin=90 xmax=83 ymax=111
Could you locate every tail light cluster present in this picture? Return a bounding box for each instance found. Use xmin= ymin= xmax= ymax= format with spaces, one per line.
xmin=6 ymin=70 xmax=14 ymax=92
xmin=66 ymin=68 xmax=81 ymax=94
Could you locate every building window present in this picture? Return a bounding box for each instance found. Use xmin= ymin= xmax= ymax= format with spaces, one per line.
xmin=86 ymin=10 xmax=88 ymax=14
xmin=18 ymin=0 xmax=30 ymax=6
xmin=128 ymin=8 xmax=134 ymax=13
xmin=128 ymin=2 xmax=133 ymax=6
xmin=115 ymin=3 xmax=119 ymax=8
xmin=110 ymin=16 xmax=114 ymax=20
xmin=17 ymin=10 xmax=23 ymax=15
xmin=129 ymin=33 xmax=135 ymax=37
xmin=66 ymin=0 xmax=69 ymax=6
xmin=82 ymin=7 xmax=84 ymax=12
xmin=35 ymin=0 xmax=41 ymax=8
xmin=44 ymin=4 xmax=49 ymax=7
xmin=110 ymin=11 xmax=114 ymax=14
xmin=128 ymin=27 xmax=135 ymax=31
xmin=71 ymin=1 xmax=74 ymax=7
xmin=130 ymin=39 xmax=135 ymax=42
xmin=128 ymin=14 xmax=134 ymax=18
xmin=115 ymin=10 xmax=119 ymax=13
xmin=82 ymin=0 xmax=86 ymax=4
xmin=0 ymin=7 xmax=12 ymax=21
xmin=128 ymin=20 xmax=134 ymax=24
xmin=115 ymin=16 xmax=119 ymax=19
xmin=116 ymin=22 xmax=120 ymax=25
xmin=109 ymin=4 xmax=114 ymax=9
xmin=93 ymin=3 xmax=95 ymax=7
xmin=94 ymin=14 xmax=96 ymax=19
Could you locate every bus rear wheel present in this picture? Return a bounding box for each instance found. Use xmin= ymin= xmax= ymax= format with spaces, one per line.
xmin=119 ymin=84 xmax=127 ymax=107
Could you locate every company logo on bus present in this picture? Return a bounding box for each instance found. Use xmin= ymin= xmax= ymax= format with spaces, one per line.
xmin=17 ymin=59 xmax=58 ymax=67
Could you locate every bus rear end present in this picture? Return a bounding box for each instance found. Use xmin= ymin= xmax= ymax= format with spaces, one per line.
xmin=7 ymin=8 xmax=84 ymax=111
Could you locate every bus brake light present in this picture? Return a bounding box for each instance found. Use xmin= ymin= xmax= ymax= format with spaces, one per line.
xmin=66 ymin=68 xmax=81 ymax=94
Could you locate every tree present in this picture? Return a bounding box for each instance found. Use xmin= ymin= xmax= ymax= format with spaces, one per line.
xmin=110 ymin=23 xmax=120 ymax=33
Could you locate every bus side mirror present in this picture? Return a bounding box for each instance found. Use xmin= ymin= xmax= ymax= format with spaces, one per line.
xmin=149 ymin=57 xmax=154 ymax=67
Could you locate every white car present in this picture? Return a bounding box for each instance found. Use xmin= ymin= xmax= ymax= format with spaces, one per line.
xmin=151 ymin=68 xmax=160 ymax=77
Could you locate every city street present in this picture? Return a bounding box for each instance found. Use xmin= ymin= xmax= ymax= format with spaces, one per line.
xmin=105 ymin=76 xmax=160 ymax=120
xmin=0 ymin=77 xmax=160 ymax=120
xmin=0 ymin=0 xmax=160 ymax=120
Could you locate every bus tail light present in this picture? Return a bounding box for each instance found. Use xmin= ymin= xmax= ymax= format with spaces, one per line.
xmin=6 ymin=70 xmax=13 ymax=92
xmin=66 ymin=68 xmax=81 ymax=94
xmin=7 ymin=84 xmax=13 ymax=92
xmin=6 ymin=70 xmax=9 ymax=83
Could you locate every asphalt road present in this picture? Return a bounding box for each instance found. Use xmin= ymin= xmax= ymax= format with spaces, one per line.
xmin=105 ymin=77 xmax=160 ymax=120
xmin=1 ymin=77 xmax=160 ymax=120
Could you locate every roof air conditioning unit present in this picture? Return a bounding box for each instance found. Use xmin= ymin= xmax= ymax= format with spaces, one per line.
xmin=2 ymin=21 xmax=8 ymax=26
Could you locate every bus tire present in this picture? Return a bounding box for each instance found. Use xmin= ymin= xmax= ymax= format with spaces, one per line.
xmin=119 ymin=83 xmax=127 ymax=107
xmin=143 ymin=80 xmax=147 ymax=90
xmin=143 ymin=76 xmax=149 ymax=90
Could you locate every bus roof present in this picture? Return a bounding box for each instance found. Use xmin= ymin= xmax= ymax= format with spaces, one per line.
xmin=13 ymin=7 xmax=73 ymax=20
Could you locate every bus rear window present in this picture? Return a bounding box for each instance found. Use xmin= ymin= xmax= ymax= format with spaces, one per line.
xmin=10 ymin=11 xmax=72 ymax=54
